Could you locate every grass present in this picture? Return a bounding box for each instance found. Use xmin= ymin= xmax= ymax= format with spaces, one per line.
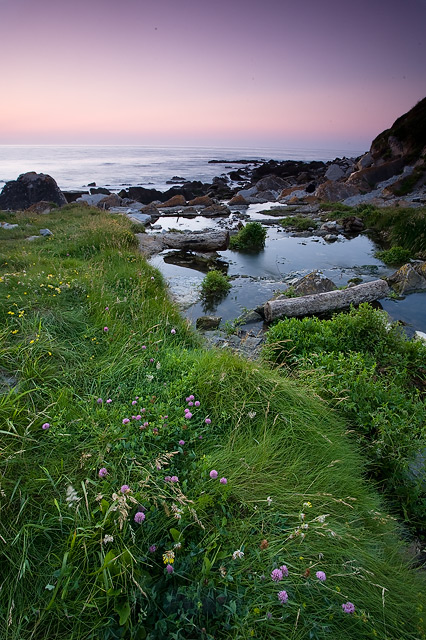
xmin=0 ymin=206 xmax=425 ymax=639
xmin=200 ymin=270 xmax=231 ymax=298
xmin=376 ymin=246 xmax=412 ymax=265
xmin=280 ymin=216 xmax=317 ymax=231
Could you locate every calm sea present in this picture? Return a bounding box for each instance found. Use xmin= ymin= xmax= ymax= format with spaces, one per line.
xmin=0 ymin=145 xmax=366 ymax=192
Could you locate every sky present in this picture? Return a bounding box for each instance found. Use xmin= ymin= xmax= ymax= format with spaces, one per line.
xmin=1 ymin=0 xmax=425 ymax=150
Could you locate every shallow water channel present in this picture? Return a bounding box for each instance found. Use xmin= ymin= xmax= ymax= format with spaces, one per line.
xmin=148 ymin=205 xmax=426 ymax=335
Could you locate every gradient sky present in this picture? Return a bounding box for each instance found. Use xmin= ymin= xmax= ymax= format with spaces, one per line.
xmin=1 ymin=0 xmax=425 ymax=150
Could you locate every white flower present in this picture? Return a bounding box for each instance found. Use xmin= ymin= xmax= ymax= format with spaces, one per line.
xmin=266 ymin=496 xmax=272 ymax=506
xmin=248 ymin=411 xmax=256 ymax=419
xmin=146 ymin=374 xmax=154 ymax=382
xmin=315 ymin=514 xmax=327 ymax=523
xmin=156 ymin=361 xmax=161 ymax=370
xmin=103 ymin=534 xmax=114 ymax=544
xmin=232 ymin=549 xmax=244 ymax=560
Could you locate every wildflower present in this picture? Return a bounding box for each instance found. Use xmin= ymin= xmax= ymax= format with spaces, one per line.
xmin=166 ymin=564 xmax=174 ymax=574
xmin=277 ymin=590 xmax=288 ymax=604
xmin=260 ymin=539 xmax=269 ymax=550
xmin=141 ymin=345 xmax=146 ymax=350
xmin=187 ymin=401 xmax=193 ymax=407
xmin=205 ymin=418 xmax=211 ymax=424
xmin=149 ymin=545 xmax=157 ymax=553
xmin=170 ymin=476 xmax=179 ymax=483
xmin=316 ymin=571 xmax=326 ymax=582
xmin=97 ymin=398 xmax=103 ymax=404
xmin=185 ymin=411 xmax=193 ymax=419
xmin=132 ymin=400 xmax=137 ymax=405
xmin=136 ymin=414 xmax=142 ymax=420
xmin=280 ymin=565 xmax=289 ymax=577
xmin=149 ymin=357 xmax=154 ymax=363
xmin=303 ymin=501 xmax=312 ymax=508
xmin=122 ymin=418 xmax=130 ymax=424
xmin=151 ymin=276 xmax=154 ymax=281
xmin=219 ymin=565 xmax=227 ymax=577
xmin=266 ymin=612 xmax=273 ymax=619
xmin=342 ymin=602 xmax=355 ymax=614
xmin=164 ymin=476 xmax=171 ymax=482
xmin=106 ymin=398 xmax=112 ymax=404
xmin=220 ymin=477 xmax=227 ymax=485
xmin=266 ymin=496 xmax=272 ymax=506
xmin=271 ymin=569 xmax=283 ymax=582
xmin=209 ymin=470 xmax=218 ymax=479
xmin=120 ymin=484 xmax=130 ymax=494
xmin=188 ymin=395 xmax=195 ymax=400
xmin=143 ymin=421 xmax=149 ymax=427
xmin=103 ymin=326 xmax=109 ymax=332
xmin=173 ymin=542 xmax=182 ymax=550
xmin=195 ymin=400 xmax=200 ymax=407
xmin=98 ymin=467 xmax=108 ymax=478
xmin=232 ymin=550 xmax=244 ymax=560
xmin=42 ymin=422 xmax=50 ymax=430
xmin=163 ymin=550 xmax=175 ymax=564
xmin=156 ymin=362 xmax=161 ymax=370
xmin=66 ymin=485 xmax=80 ymax=507
xmin=315 ymin=514 xmax=327 ymax=523
xmin=248 ymin=411 xmax=256 ymax=419
xmin=171 ymin=504 xmax=183 ymax=519
xmin=103 ymin=534 xmax=114 ymax=544
xmin=153 ymin=427 xmax=159 ymax=435
xmin=178 ymin=440 xmax=185 ymax=446
xmin=134 ymin=511 xmax=146 ymax=524
xmin=171 ymin=328 xmax=176 ymax=334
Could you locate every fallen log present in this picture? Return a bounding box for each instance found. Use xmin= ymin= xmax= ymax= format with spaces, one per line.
xmin=162 ymin=230 xmax=229 ymax=252
xmin=264 ymin=279 xmax=390 ymax=323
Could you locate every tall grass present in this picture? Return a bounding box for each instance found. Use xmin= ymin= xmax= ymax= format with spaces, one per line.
xmin=0 ymin=206 xmax=425 ymax=639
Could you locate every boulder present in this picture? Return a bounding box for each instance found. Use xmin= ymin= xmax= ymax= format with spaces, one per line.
xmin=342 ymin=216 xmax=364 ymax=233
xmin=90 ymin=187 xmax=111 ymax=195
xmin=228 ymin=193 xmax=249 ymax=206
xmin=39 ymin=228 xmax=53 ymax=237
xmin=290 ymin=271 xmax=337 ymax=296
xmin=25 ymin=201 xmax=56 ymax=214
xmin=162 ymin=230 xmax=230 ymax=252
xmin=196 ymin=316 xmax=222 ymax=330
xmin=0 ymin=172 xmax=67 ymax=210
xmin=314 ymin=180 xmax=359 ymax=202
xmin=188 ymin=195 xmax=214 ymax=207
xmin=160 ymin=194 xmax=186 ymax=208
xmin=325 ymin=164 xmax=345 ymax=181
xmin=386 ymin=262 xmax=426 ymax=294
xmin=201 ymin=204 xmax=231 ymax=217
xmin=97 ymin=194 xmax=122 ymax=209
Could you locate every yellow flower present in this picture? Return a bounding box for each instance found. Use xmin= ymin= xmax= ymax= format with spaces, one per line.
xmin=29 ymin=340 xmax=34 ymax=344
xmin=162 ymin=550 xmax=175 ymax=564
xmin=11 ymin=330 xmax=18 ymax=334
xmin=7 ymin=311 xmax=14 ymax=315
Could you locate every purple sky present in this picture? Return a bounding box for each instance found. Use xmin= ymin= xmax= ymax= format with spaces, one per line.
xmin=1 ymin=0 xmax=425 ymax=150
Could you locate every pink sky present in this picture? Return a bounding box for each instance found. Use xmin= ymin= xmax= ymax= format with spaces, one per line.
xmin=1 ymin=0 xmax=425 ymax=150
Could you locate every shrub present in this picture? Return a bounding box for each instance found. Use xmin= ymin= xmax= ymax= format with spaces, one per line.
xmin=229 ymin=222 xmax=267 ymax=251
xmin=376 ymin=246 xmax=412 ymax=265
xmin=200 ymin=269 xmax=231 ymax=297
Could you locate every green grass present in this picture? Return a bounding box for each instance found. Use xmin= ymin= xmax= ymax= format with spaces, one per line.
xmin=200 ymin=270 xmax=231 ymax=297
xmin=280 ymin=216 xmax=317 ymax=231
xmin=0 ymin=207 xmax=425 ymax=639
xmin=376 ymin=246 xmax=412 ymax=265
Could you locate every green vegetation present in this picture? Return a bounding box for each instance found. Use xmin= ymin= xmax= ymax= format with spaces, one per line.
xmin=200 ymin=269 xmax=231 ymax=297
xmin=0 ymin=206 xmax=425 ymax=639
xmin=360 ymin=206 xmax=426 ymax=256
xmin=229 ymin=222 xmax=267 ymax=251
xmin=376 ymin=246 xmax=412 ymax=265
xmin=279 ymin=216 xmax=317 ymax=231
xmin=263 ymin=304 xmax=426 ymax=530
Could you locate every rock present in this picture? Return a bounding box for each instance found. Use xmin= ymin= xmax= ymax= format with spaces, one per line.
xmin=196 ymin=316 xmax=222 ymax=330
xmin=0 ymin=172 xmax=67 ymax=210
xmin=97 ymin=194 xmax=122 ymax=209
xmin=0 ymin=222 xmax=19 ymax=230
xmin=77 ymin=193 xmax=111 ymax=207
xmin=236 ymin=309 xmax=264 ymax=325
xmin=137 ymin=234 xmax=165 ymax=256
xmin=26 ymin=235 xmax=41 ymax=241
xmin=141 ymin=203 xmax=160 ymax=215
xmin=342 ymin=216 xmax=364 ymax=233
xmin=324 ymin=234 xmax=338 ymax=242
xmin=62 ymin=190 xmax=89 ymax=203
xmin=39 ymin=228 xmax=53 ymax=237
xmin=160 ymin=194 xmax=186 ymax=208
xmin=25 ymin=201 xmax=56 ymax=214
xmin=88 ymin=182 xmax=96 ymax=187
xmin=201 ymin=204 xmax=231 ymax=217
xmin=386 ymin=262 xmax=426 ymax=294
xmin=187 ymin=195 xmax=214 ymax=207
xmin=264 ymin=279 xmax=390 ymax=322
xmin=320 ymin=221 xmax=343 ymax=233
xmin=356 ymin=152 xmax=373 ymax=170
xmin=163 ymin=251 xmax=228 ymax=274
xmin=228 ymin=193 xmax=249 ymax=206
xmin=290 ymin=271 xmax=337 ymax=296
xmin=90 ymin=187 xmax=110 ymax=195
xmin=314 ymin=180 xmax=359 ymax=202
xmin=118 ymin=186 xmax=164 ymax=204
xmin=325 ymin=164 xmax=345 ymax=181
xmin=126 ymin=213 xmax=152 ymax=226
xmin=0 ymin=368 xmax=18 ymax=393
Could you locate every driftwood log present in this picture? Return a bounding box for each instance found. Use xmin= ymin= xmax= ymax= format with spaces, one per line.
xmin=264 ymin=279 xmax=390 ymax=323
xmin=162 ymin=231 xmax=229 ymax=252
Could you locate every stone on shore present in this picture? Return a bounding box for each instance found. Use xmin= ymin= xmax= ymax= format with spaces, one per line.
xmin=386 ymin=262 xmax=426 ymax=294
xmin=0 ymin=172 xmax=67 ymax=210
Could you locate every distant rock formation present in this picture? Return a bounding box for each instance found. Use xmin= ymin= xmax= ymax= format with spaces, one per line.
xmin=0 ymin=172 xmax=67 ymax=210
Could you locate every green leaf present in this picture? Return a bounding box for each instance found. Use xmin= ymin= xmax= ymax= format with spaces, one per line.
xmin=115 ymin=600 xmax=131 ymax=626
xmin=169 ymin=528 xmax=182 ymax=543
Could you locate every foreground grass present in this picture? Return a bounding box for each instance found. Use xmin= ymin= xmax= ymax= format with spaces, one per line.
xmin=0 ymin=206 xmax=425 ymax=640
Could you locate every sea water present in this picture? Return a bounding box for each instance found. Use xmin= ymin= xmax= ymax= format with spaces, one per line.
xmin=0 ymin=145 xmax=366 ymax=192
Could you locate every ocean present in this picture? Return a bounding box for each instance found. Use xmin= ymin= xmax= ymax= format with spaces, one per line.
xmin=0 ymin=145 xmax=366 ymax=192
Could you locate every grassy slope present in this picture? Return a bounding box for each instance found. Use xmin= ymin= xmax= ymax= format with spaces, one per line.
xmin=0 ymin=205 xmax=425 ymax=640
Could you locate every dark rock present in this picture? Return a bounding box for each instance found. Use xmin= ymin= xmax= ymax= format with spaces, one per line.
xmin=386 ymin=262 xmax=426 ymax=294
xmin=196 ymin=316 xmax=222 ymax=330
xmin=88 ymin=182 xmax=96 ymax=187
xmin=160 ymin=194 xmax=186 ymax=207
xmin=291 ymin=270 xmax=337 ymax=296
xmin=90 ymin=187 xmax=111 ymax=195
xmin=342 ymin=216 xmax=364 ymax=233
xmin=314 ymin=180 xmax=359 ymax=202
xmin=25 ymin=201 xmax=56 ymax=214
xmin=62 ymin=190 xmax=89 ymax=203
xmin=0 ymin=172 xmax=67 ymax=210
xmin=97 ymin=194 xmax=122 ymax=209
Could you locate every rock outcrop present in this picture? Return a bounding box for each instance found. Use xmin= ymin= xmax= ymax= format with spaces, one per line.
xmin=0 ymin=172 xmax=67 ymax=210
